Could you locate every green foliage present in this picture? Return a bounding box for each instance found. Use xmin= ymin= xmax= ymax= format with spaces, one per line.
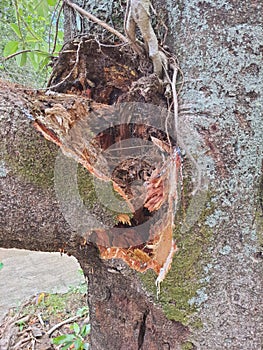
xmin=52 ymin=322 xmax=90 ymax=350
xmin=15 ymin=320 xmax=26 ymax=331
xmin=76 ymin=306 xmax=89 ymax=317
xmin=182 ymin=341 xmax=195 ymax=350
xmin=68 ymin=281 xmax=88 ymax=295
xmin=0 ymin=0 xmax=63 ymax=84
xmin=0 ymin=262 xmax=3 ymax=270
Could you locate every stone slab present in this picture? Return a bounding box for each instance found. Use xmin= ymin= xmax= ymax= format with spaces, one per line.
xmin=0 ymin=248 xmax=85 ymax=322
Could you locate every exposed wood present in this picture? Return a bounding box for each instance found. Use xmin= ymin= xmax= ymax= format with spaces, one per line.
xmin=1 ymin=0 xmax=262 ymax=349
xmin=0 ymin=31 xmax=187 ymax=348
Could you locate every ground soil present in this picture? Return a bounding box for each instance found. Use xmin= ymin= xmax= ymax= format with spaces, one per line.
xmin=0 ymin=289 xmax=89 ymax=350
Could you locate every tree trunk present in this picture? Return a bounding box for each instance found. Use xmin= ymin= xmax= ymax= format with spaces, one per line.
xmin=1 ymin=1 xmax=262 ymax=349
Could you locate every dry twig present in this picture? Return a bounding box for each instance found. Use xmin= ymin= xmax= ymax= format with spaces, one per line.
xmin=124 ymin=0 xmax=164 ymax=76
xmin=64 ymin=0 xmax=128 ymax=43
xmin=47 ymin=315 xmax=80 ymax=337
xmin=47 ymin=38 xmax=82 ymax=90
xmin=14 ymin=336 xmax=32 ymax=349
xmin=2 ymin=49 xmax=51 ymax=61
xmin=51 ymin=1 xmax=64 ymax=55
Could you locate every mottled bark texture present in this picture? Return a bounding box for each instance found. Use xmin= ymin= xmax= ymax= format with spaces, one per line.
xmin=1 ymin=0 xmax=263 ymax=349
xmin=163 ymin=0 xmax=263 ymax=349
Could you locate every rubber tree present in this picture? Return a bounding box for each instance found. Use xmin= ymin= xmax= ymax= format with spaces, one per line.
xmin=0 ymin=0 xmax=262 ymax=349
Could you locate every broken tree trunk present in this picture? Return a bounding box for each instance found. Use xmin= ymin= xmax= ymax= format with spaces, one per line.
xmin=1 ymin=0 xmax=262 ymax=349
xmin=0 ymin=35 xmax=188 ymax=349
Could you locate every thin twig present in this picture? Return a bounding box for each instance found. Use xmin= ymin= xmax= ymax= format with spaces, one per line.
xmin=164 ymin=107 xmax=172 ymax=149
xmin=14 ymin=336 xmax=31 ymax=349
xmin=37 ymin=313 xmax=45 ymax=328
xmin=105 ymin=144 xmax=154 ymax=152
xmin=2 ymin=49 xmax=51 ymax=61
xmin=48 ymin=0 xmax=63 ymax=52
xmin=170 ymin=63 xmax=201 ymax=195
xmin=64 ymin=0 xmax=128 ymax=43
xmin=18 ymin=327 xmax=32 ymax=336
xmin=13 ymin=0 xmax=25 ymax=45
xmin=162 ymin=58 xmax=178 ymax=142
xmin=15 ymin=315 xmax=30 ymax=326
xmin=47 ymin=38 xmax=82 ymax=90
xmin=95 ymin=38 xmax=127 ymax=48
xmin=163 ymin=57 xmax=202 ymax=195
xmin=47 ymin=315 xmax=80 ymax=336
xmin=20 ymin=13 xmax=40 ymax=40
xmin=171 ymin=62 xmax=179 ymax=139
xmin=51 ymin=1 xmax=64 ymax=55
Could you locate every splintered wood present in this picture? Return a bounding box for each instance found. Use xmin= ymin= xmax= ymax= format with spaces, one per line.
xmin=32 ymin=37 xmax=181 ymax=284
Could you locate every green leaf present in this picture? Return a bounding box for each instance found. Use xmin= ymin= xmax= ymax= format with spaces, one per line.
xmin=57 ymin=30 xmax=64 ymax=41
xmin=52 ymin=335 xmax=64 ymax=345
xmin=61 ymin=344 xmax=73 ymax=350
xmin=3 ymin=41 xmax=19 ymax=56
xmin=25 ymin=34 xmax=41 ymax=43
xmin=72 ymin=322 xmax=80 ymax=335
xmin=15 ymin=54 xmax=21 ymax=66
xmin=35 ymin=0 xmax=49 ymax=17
xmin=18 ymin=8 xmax=24 ymax=17
xmin=83 ymin=343 xmax=90 ymax=350
xmin=38 ymin=56 xmax=50 ymax=71
xmin=47 ymin=0 xmax=57 ymax=5
xmin=20 ymin=52 xmax=27 ymax=66
xmin=52 ymin=334 xmax=75 ymax=345
xmin=34 ymin=51 xmax=50 ymax=58
xmin=10 ymin=23 xmax=22 ymax=39
xmin=0 ymin=262 xmax=3 ymax=270
xmin=81 ymin=324 xmax=91 ymax=337
xmin=28 ymin=52 xmax=39 ymax=71
xmin=76 ymin=306 xmax=88 ymax=317
xmin=74 ymin=338 xmax=83 ymax=350
xmin=54 ymin=43 xmax=63 ymax=53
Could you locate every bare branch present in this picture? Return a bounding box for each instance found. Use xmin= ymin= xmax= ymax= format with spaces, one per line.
xmin=64 ymin=0 xmax=128 ymax=43
xmin=2 ymin=49 xmax=51 ymax=61
xmin=47 ymin=315 xmax=80 ymax=336
xmin=124 ymin=0 xmax=164 ymax=76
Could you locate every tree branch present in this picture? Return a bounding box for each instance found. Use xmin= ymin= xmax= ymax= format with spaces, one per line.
xmin=64 ymin=0 xmax=128 ymax=43
xmin=0 ymin=81 xmax=189 ymax=349
xmin=2 ymin=49 xmax=51 ymax=62
xmin=0 ymin=81 xmax=73 ymax=251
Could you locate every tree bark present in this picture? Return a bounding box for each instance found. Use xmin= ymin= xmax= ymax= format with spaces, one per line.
xmin=1 ymin=1 xmax=262 ymax=350
xmin=163 ymin=0 xmax=263 ymax=349
xmin=0 ymin=79 xmax=189 ymax=349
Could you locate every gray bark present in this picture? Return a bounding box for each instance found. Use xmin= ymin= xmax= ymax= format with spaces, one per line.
xmin=164 ymin=0 xmax=263 ymax=348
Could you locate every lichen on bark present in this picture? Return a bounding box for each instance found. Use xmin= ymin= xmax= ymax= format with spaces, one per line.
xmin=163 ymin=0 xmax=263 ymax=348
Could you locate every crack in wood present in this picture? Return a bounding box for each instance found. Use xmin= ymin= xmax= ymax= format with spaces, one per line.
xmin=138 ymin=309 xmax=149 ymax=349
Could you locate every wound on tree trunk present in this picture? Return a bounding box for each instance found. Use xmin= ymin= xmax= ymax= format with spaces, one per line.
xmin=30 ymin=37 xmax=182 ymax=286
